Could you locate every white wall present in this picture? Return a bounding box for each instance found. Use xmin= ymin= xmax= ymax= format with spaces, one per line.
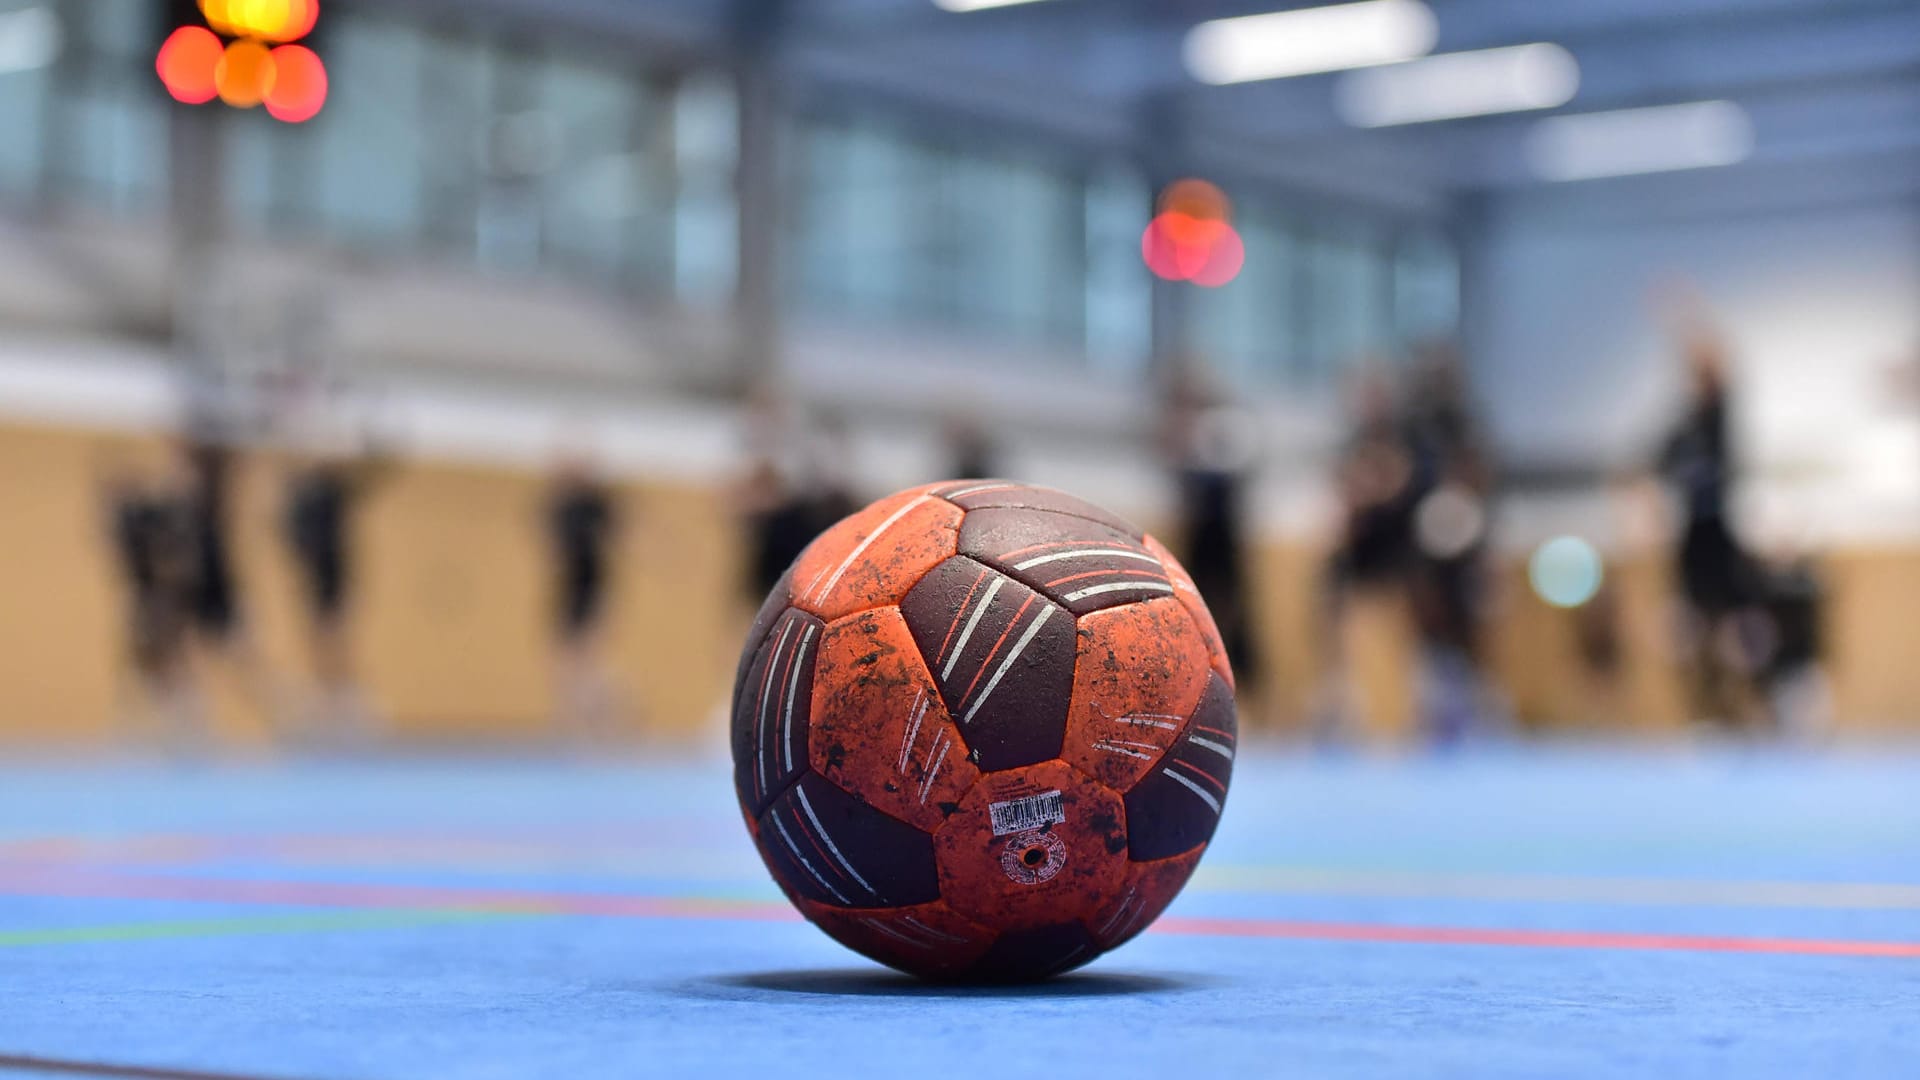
xmin=1470 ymin=192 xmax=1920 ymax=544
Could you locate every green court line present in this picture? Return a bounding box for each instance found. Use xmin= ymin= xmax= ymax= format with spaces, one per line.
xmin=0 ymin=908 xmax=542 ymax=948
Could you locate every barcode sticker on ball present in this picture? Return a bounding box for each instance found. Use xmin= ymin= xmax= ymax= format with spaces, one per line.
xmin=988 ymin=790 xmax=1065 ymax=836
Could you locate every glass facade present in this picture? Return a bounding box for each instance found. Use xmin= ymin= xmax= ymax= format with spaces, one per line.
xmin=0 ymin=0 xmax=1457 ymax=385
xmin=1193 ymin=199 xmax=1461 ymax=385
xmin=788 ymin=110 xmax=1095 ymax=355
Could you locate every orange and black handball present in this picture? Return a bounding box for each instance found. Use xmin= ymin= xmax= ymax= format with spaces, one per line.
xmin=732 ymin=481 xmax=1236 ymax=982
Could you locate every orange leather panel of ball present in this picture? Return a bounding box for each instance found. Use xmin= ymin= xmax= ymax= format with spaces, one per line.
xmin=787 ymin=488 xmax=963 ymax=622
xmin=1059 ymin=595 xmax=1212 ymax=792
xmin=1144 ymin=533 xmax=1234 ymax=689
xmin=930 ymin=760 xmax=1127 ymax=932
xmin=807 ymin=606 xmax=980 ymax=834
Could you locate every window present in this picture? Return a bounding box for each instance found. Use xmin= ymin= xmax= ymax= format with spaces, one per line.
xmin=673 ymin=73 xmax=736 ymax=308
xmin=309 ymin=13 xmax=430 ymax=245
xmin=49 ymin=0 xmax=166 ymax=212
xmin=1192 ymin=205 xmax=1300 ymax=384
xmin=791 ymin=110 xmax=1095 ymax=355
xmin=1083 ymin=167 xmax=1151 ymax=373
xmin=0 ymin=2 xmax=57 ymax=197
xmin=1394 ymin=230 xmax=1459 ymax=345
xmin=1304 ymin=229 xmax=1393 ymax=376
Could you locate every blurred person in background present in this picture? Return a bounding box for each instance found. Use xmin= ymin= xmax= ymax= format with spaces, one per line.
xmin=735 ymin=387 xmax=819 ymax=604
xmin=943 ymin=412 xmax=1000 ymax=481
xmin=1160 ymin=361 xmax=1263 ymax=707
xmin=1314 ymin=366 xmax=1420 ymax=744
xmin=282 ymin=426 xmax=391 ymax=744
xmin=546 ymin=447 xmax=626 ymax=743
xmin=181 ymin=425 xmax=282 ymax=731
xmin=1403 ymin=345 xmax=1503 ymax=743
xmin=806 ymin=410 xmax=862 ymax=527
xmin=101 ymin=449 xmax=205 ymax=746
xmin=1652 ymin=289 xmax=1768 ymax=730
xmin=733 ymin=390 xmax=859 ymax=605
xmin=1752 ymin=541 xmax=1831 ymax=739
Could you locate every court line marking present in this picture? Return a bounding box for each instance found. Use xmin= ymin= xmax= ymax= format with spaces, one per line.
xmin=1149 ymin=917 xmax=1920 ymax=958
xmin=1191 ymin=866 xmax=1920 ymax=911
xmin=0 ymin=909 xmax=529 ymax=948
xmin=0 ymin=1052 xmax=319 ymax=1080
xmin=6 ymin=870 xmax=1919 ymax=957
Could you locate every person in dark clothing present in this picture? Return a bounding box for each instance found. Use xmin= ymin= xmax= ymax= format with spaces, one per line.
xmin=286 ymin=465 xmax=354 ymax=625
xmin=551 ymin=468 xmax=617 ymax=642
xmin=1401 ymin=350 xmax=1501 ymax=743
xmin=1755 ymin=554 xmax=1829 ymax=736
xmin=1314 ymin=367 xmax=1421 ymax=744
xmin=178 ymin=435 xmax=281 ymax=733
xmin=1161 ymin=364 xmax=1263 ymax=695
xmin=1329 ymin=370 xmax=1421 ymax=594
xmin=283 ymin=443 xmax=388 ymax=739
xmin=547 ymin=456 xmax=626 ymax=741
xmin=185 ymin=440 xmax=241 ymax=642
xmin=740 ymin=459 xmax=821 ymax=603
xmin=1654 ymin=311 xmax=1765 ymax=727
xmin=102 ymin=454 xmax=204 ymax=742
xmin=944 ymin=414 xmax=999 ymax=482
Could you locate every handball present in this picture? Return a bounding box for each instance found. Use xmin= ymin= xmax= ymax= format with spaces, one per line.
xmin=732 ymin=480 xmax=1235 ymax=981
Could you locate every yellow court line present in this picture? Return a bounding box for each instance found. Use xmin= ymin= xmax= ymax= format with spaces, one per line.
xmin=1193 ymin=866 xmax=1920 ymax=910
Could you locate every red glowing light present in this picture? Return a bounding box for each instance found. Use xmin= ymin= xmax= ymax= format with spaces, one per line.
xmin=1190 ymin=225 xmax=1246 ymax=288
xmin=265 ymin=45 xmax=328 ymax=123
xmin=1143 ymin=211 xmax=1245 ymax=287
xmin=156 ymin=26 xmax=223 ymax=106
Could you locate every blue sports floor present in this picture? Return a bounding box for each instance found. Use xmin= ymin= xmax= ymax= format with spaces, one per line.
xmin=1 ymin=746 xmax=1916 ymax=1079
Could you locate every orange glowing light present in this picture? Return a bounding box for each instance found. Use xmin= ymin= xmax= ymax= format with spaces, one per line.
xmin=156 ymin=26 xmax=224 ymax=106
xmin=1158 ymin=178 xmax=1231 ymax=223
xmin=202 ymin=0 xmax=319 ymax=43
xmin=215 ymin=38 xmax=277 ymax=109
xmin=264 ymin=45 xmax=327 ymax=123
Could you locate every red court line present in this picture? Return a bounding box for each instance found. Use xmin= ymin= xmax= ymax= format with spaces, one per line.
xmin=4 ymin=868 xmax=1918 ymax=958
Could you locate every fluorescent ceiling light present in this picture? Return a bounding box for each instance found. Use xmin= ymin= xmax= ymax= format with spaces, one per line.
xmin=0 ymin=7 xmax=61 ymax=76
xmin=933 ymin=0 xmax=1053 ymax=12
xmin=1527 ymin=100 xmax=1754 ymax=181
xmin=1336 ymin=43 xmax=1578 ymax=127
xmin=1185 ymin=0 xmax=1437 ymax=86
